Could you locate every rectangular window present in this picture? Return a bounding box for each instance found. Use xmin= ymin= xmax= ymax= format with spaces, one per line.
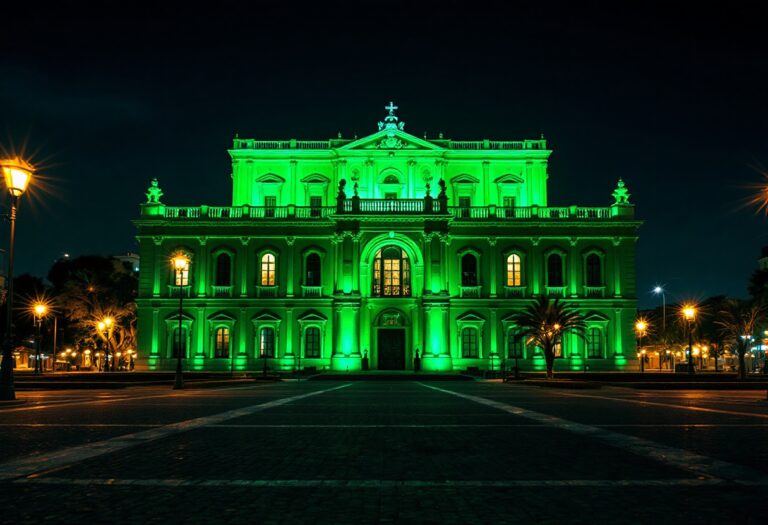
xmin=507 ymin=329 xmax=524 ymax=358
xmin=310 ymin=196 xmax=322 ymax=217
xmin=259 ymin=328 xmax=275 ymax=358
xmin=384 ymin=192 xmax=397 ymax=200
xmin=304 ymin=327 xmax=321 ymax=358
xmin=503 ymin=196 xmax=516 ymax=218
xmin=587 ymin=328 xmax=603 ymax=358
xmin=459 ymin=197 xmax=471 ymax=218
xmin=215 ymin=327 xmax=230 ymax=358
xmin=553 ymin=342 xmax=562 ymax=358
xmin=264 ymin=196 xmax=276 ymax=218
xmin=461 ymin=328 xmax=479 ymax=358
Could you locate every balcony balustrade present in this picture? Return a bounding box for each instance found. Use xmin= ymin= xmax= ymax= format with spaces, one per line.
xmin=583 ymin=285 xmax=606 ymax=298
xmin=156 ymin=203 xmax=631 ymax=221
xmin=256 ymin=285 xmax=278 ymax=298
xmin=211 ymin=285 xmax=233 ymax=298
xmin=301 ymin=285 xmax=323 ymax=298
xmin=544 ymin=286 xmax=567 ymax=298
xmin=459 ymin=285 xmax=482 ymax=298
xmin=504 ymin=286 xmax=527 ymax=298
xmin=167 ymin=285 xmax=191 ymax=298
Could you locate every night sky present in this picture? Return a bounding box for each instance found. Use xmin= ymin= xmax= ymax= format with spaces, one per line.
xmin=2 ymin=2 xmax=767 ymax=308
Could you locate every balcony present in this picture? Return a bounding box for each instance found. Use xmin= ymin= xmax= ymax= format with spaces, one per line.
xmin=459 ymin=286 xmax=482 ymax=298
xmin=211 ymin=285 xmax=233 ymax=298
xmin=149 ymin=203 xmax=632 ymax=221
xmin=544 ymin=286 xmax=567 ymax=298
xmin=504 ymin=286 xmax=527 ymax=298
xmin=167 ymin=285 xmax=191 ymax=298
xmin=301 ymin=285 xmax=323 ymax=298
xmin=583 ymin=286 xmax=606 ymax=298
xmin=256 ymin=285 xmax=278 ymax=298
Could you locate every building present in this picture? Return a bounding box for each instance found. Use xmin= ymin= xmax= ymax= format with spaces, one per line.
xmin=134 ymin=104 xmax=642 ymax=372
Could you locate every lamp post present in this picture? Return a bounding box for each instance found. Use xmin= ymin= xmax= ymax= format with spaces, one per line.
xmin=0 ymin=158 xmax=33 ymax=400
xmin=172 ymin=254 xmax=189 ymax=390
xmin=652 ymin=286 xmax=666 ymax=333
xmin=97 ymin=321 xmax=108 ymax=372
xmin=682 ymin=304 xmax=697 ymax=375
xmin=33 ymin=303 xmax=47 ymax=375
xmin=103 ymin=317 xmax=115 ymax=371
xmin=635 ymin=319 xmax=647 ymax=373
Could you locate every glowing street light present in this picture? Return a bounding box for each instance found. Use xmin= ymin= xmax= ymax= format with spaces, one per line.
xmin=32 ymin=303 xmax=48 ymax=375
xmin=681 ymin=304 xmax=697 ymax=375
xmin=635 ymin=319 xmax=649 ymax=373
xmin=652 ymin=286 xmax=667 ymax=333
xmin=0 ymin=157 xmax=34 ymax=400
xmin=171 ymin=253 xmax=190 ymax=390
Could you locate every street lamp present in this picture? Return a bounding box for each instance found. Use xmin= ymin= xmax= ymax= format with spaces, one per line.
xmin=97 ymin=321 xmax=108 ymax=372
xmin=682 ymin=304 xmax=697 ymax=375
xmin=0 ymin=157 xmax=33 ymax=400
xmin=32 ymin=303 xmax=47 ymax=375
xmin=652 ymin=286 xmax=666 ymax=333
xmin=172 ymin=253 xmax=189 ymax=390
xmin=635 ymin=319 xmax=648 ymax=373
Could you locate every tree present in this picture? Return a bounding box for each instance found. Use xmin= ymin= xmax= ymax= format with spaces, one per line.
xmin=748 ymin=268 xmax=768 ymax=306
xmin=715 ymin=299 xmax=764 ymax=380
xmin=47 ymin=256 xmax=137 ymax=370
xmin=509 ymin=296 xmax=586 ymax=379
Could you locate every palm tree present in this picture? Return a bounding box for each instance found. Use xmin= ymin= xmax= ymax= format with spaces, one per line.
xmin=510 ymin=295 xmax=586 ymax=379
xmin=715 ymin=299 xmax=764 ymax=379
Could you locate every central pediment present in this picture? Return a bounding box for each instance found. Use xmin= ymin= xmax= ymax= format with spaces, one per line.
xmin=337 ymin=128 xmax=445 ymax=151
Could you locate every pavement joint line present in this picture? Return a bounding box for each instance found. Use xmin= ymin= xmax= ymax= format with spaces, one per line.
xmin=552 ymin=391 xmax=768 ymax=419
xmin=419 ymin=383 xmax=768 ymax=485
xmin=0 ymin=382 xmax=284 ymax=413
xmin=11 ymin=477 xmax=761 ymax=488
xmin=0 ymin=383 xmax=352 ymax=482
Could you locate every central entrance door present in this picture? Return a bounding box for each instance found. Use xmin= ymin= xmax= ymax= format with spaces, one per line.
xmin=377 ymin=329 xmax=406 ymax=370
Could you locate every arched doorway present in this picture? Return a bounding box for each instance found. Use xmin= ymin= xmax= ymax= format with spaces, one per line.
xmin=376 ymin=309 xmax=407 ymax=370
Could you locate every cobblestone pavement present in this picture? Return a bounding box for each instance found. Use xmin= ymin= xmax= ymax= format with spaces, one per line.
xmin=1 ymin=380 xmax=767 ymax=524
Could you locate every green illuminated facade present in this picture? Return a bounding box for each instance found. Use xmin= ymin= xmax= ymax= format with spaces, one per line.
xmin=134 ymin=104 xmax=641 ymax=372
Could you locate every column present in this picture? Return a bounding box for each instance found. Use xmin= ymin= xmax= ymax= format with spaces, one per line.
xmin=531 ymin=238 xmax=541 ymax=295
xmin=240 ymin=237 xmax=250 ymax=297
xmin=482 ymin=160 xmax=490 ymax=205
xmin=196 ymin=236 xmax=208 ymax=297
xmin=289 ymin=160 xmax=297 ymax=205
xmin=286 ymin=236 xmax=295 ymax=297
xmin=569 ymin=238 xmax=579 ymax=297
xmin=407 ymin=159 xmax=416 ymax=198
xmin=613 ymin=238 xmax=622 ymax=297
xmin=285 ymin=308 xmax=294 ymax=355
xmin=423 ymin=233 xmax=432 ymax=295
xmin=352 ymin=233 xmax=361 ymax=293
xmin=489 ymin=237 xmax=497 ymax=297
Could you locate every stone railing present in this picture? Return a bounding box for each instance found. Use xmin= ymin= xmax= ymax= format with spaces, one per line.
xmin=301 ymin=285 xmax=323 ymax=298
xmin=255 ymin=285 xmax=278 ymax=298
xmin=231 ymin=138 xmax=547 ymax=150
xmin=211 ymin=285 xmax=233 ymax=298
xmin=583 ymin=286 xmax=606 ymax=298
xmin=154 ymin=204 xmax=632 ymax=220
xmin=167 ymin=285 xmax=191 ymax=297
xmin=544 ymin=286 xmax=567 ymax=298
xmin=504 ymin=286 xmax=527 ymax=298
xmin=459 ymin=285 xmax=482 ymax=298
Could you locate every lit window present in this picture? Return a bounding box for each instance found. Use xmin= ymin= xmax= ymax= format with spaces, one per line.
xmin=259 ymin=327 xmax=275 ymax=358
xmin=215 ymin=327 xmax=230 ymax=358
xmin=305 ymin=327 xmax=321 ymax=358
xmin=461 ymin=327 xmax=479 ymax=358
xmin=261 ymin=253 xmax=276 ymax=286
xmin=506 ymin=254 xmax=522 ymax=286
xmin=373 ymin=246 xmax=410 ymax=297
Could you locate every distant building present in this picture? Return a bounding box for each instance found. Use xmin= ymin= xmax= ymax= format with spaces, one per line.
xmin=114 ymin=253 xmax=140 ymax=274
xmin=134 ymin=104 xmax=642 ymax=372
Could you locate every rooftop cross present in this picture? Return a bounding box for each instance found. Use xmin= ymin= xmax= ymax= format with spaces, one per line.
xmin=378 ymin=101 xmax=405 ymax=132
xmin=385 ymin=101 xmax=398 ymax=116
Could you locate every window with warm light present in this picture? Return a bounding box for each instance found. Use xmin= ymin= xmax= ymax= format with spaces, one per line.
xmin=506 ymin=254 xmax=522 ymax=286
xmin=261 ymin=253 xmax=276 ymax=286
xmin=373 ymin=246 xmax=410 ymax=297
xmin=173 ymin=262 xmax=189 ymax=286
xmin=214 ymin=327 xmax=230 ymax=358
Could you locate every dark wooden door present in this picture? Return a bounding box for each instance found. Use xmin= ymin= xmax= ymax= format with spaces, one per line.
xmin=377 ymin=329 xmax=406 ymax=370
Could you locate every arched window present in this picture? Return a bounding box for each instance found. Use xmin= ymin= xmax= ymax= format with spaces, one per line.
xmin=259 ymin=327 xmax=275 ymax=357
xmin=215 ymin=253 xmax=231 ymax=286
xmin=461 ymin=254 xmax=478 ymax=286
xmin=373 ymin=246 xmax=411 ymax=297
xmin=172 ymin=327 xmax=187 ymax=358
xmin=461 ymin=327 xmax=479 ymax=358
xmin=305 ymin=253 xmax=321 ymax=286
xmin=586 ymin=254 xmax=602 ymax=287
xmin=214 ymin=327 xmax=230 ymax=358
xmin=506 ymin=254 xmax=522 ymax=286
xmin=547 ymin=254 xmax=564 ymax=287
xmin=383 ymin=174 xmax=399 ymax=184
xmin=507 ymin=328 xmax=524 ymax=358
xmin=261 ymin=253 xmax=276 ymax=286
xmin=304 ymin=327 xmax=321 ymax=358
xmin=586 ymin=327 xmax=603 ymax=358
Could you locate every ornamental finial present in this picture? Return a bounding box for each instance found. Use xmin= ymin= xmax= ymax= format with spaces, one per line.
xmin=611 ymin=178 xmax=631 ymax=205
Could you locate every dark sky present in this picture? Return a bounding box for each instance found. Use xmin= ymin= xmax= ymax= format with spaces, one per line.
xmin=1 ymin=1 xmax=767 ymax=308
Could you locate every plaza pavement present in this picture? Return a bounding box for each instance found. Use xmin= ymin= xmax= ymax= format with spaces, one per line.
xmin=0 ymin=380 xmax=767 ymax=524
